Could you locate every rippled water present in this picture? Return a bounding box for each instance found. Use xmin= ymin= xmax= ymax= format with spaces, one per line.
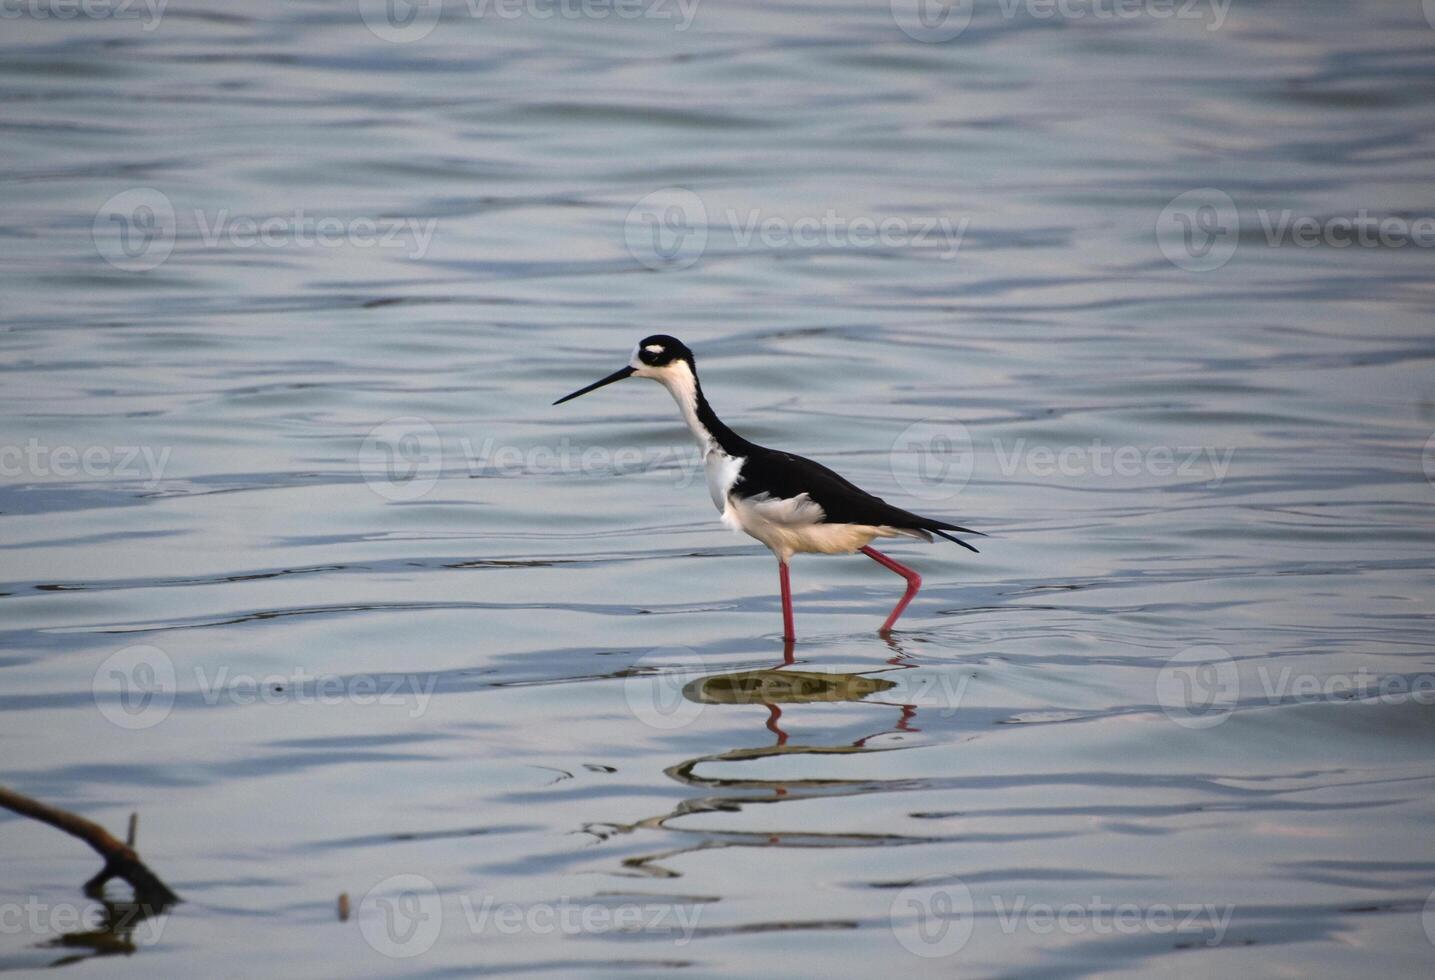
xmin=3 ymin=0 xmax=1435 ymax=975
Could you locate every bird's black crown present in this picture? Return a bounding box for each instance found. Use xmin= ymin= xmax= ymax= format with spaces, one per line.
xmin=636 ymin=335 xmax=693 ymax=369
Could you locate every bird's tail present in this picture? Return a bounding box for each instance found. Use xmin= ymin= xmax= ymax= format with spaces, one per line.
xmin=931 ymin=525 xmax=983 ymax=554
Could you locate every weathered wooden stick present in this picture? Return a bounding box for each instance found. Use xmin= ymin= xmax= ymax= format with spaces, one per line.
xmin=0 ymin=785 xmax=179 ymax=906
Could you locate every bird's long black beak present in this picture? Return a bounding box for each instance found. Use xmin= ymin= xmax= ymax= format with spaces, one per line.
xmin=552 ymin=365 xmax=635 ymax=405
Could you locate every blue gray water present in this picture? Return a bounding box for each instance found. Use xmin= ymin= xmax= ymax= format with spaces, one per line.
xmin=3 ymin=0 xmax=1435 ymax=975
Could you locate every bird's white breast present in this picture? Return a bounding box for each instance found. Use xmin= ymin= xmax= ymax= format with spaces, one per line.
xmin=704 ymin=450 xmax=744 ymax=513
xmin=722 ymin=490 xmax=903 ymax=562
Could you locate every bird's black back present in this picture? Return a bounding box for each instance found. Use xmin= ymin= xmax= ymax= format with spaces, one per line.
xmin=733 ymin=444 xmax=982 ymax=553
xmin=683 ymin=367 xmax=981 ymax=553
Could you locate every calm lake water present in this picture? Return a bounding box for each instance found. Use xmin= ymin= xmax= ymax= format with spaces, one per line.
xmin=3 ymin=0 xmax=1435 ymax=975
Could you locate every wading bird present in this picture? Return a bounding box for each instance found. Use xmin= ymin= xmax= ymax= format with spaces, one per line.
xmin=553 ymin=336 xmax=981 ymax=641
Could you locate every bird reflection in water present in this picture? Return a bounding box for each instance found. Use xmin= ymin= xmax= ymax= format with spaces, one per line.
xmin=683 ymin=640 xmax=919 ymax=749
xmin=588 ymin=640 xmax=941 ymax=881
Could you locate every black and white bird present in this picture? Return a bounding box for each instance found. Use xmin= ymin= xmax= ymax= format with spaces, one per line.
xmin=553 ymin=336 xmax=981 ymax=641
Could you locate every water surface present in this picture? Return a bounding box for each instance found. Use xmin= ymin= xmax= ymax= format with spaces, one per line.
xmin=2 ymin=0 xmax=1435 ymax=975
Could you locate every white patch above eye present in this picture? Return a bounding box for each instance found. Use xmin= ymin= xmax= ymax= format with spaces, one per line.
xmin=644 ymin=344 xmax=665 ymax=353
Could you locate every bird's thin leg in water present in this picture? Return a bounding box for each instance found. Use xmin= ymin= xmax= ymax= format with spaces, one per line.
xmin=778 ymin=561 xmax=796 ymax=642
xmin=860 ymin=546 xmax=922 ymax=633
xmin=765 ymin=703 xmax=788 ymax=746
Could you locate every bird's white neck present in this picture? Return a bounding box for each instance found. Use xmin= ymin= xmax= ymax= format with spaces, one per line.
xmin=654 ymin=361 xmax=719 ymax=455
xmin=632 ymin=354 xmax=749 ymax=458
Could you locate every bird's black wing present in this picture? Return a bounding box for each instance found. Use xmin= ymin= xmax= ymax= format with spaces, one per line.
xmin=735 ymin=447 xmax=983 ymax=553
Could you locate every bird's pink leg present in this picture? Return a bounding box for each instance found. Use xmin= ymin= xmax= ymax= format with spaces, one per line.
xmin=780 ymin=639 xmax=796 ymax=667
xmin=764 ymin=703 xmax=789 ymax=746
xmin=778 ymin=561 xmax=796 ymax=642
xmin=860 ymin=546 xmax=922 ymax=634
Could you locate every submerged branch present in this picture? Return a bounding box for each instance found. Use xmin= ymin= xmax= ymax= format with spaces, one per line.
xmin=0 ymin=785 xmax=179 ymax=907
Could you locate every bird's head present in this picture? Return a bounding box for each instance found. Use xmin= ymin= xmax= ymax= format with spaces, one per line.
xmin=553 ymin=335 xmax=697 ymax=405
xmin=630 ymin=334 xmax=694 ymax=377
